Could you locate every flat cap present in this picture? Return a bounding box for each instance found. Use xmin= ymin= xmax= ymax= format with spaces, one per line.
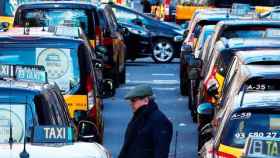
xmin=124 ymin=84 xmax=153 ymax=100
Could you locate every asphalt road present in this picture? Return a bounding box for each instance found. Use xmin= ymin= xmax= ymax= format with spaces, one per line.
xmin=103 ymin=58 xmax=197 ymax=158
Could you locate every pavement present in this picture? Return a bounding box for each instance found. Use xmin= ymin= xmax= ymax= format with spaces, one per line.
xmin=103 ymin=57 xmax=197 ymax=158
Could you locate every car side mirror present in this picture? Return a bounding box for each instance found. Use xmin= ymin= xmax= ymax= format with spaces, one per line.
xmin=207 ymin=82 xmax=219 ymax=99
xmin=101 ymin=79 xmax=115 ymax=98
xmin=0 ymin=22 xmax=9 ymax=32
xmin=197 ymin=102 xmax=214 ymax=130
xmin=74 ymin=110 xmax=87 ymax=124
xmin=181 ymin=44 xmax=193 ymax=54
xmin=78 ymin=120 xmax=100 ymax=143
xmin=188 ymin=68 xmax=201 ymax=80
xmin=92 ymin=59 xmax=103 ymax=69
xmin=189 ymin=57 xmax=202 ymax=68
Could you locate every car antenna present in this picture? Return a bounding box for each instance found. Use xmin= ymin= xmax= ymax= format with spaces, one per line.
xmin=8 ymin=80 xmax=13 ymax=150
xmin=19 ymin=96 xmax=29 ymax=158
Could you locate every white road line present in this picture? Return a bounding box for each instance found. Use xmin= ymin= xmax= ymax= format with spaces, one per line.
xmin=120 ymin=86 xmax=178 ymax=91
xmin=126 ymin=80 xmax=179 ymax=85
xmin=152 ymin=73 xmax=175 ymax=76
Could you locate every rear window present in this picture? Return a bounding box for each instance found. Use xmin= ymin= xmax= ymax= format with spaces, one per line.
xmin=221 ymin=111 xmax=280 ymax=148
xmin=0 ymin=47 xmax=80 ymax=93
xmin=244 ymin=79 xmax=280 ymax=91
xmin=221 ymin=26 xmax=279 ymax=39
xmin=19 ymin=9 xmax=92 ymax=36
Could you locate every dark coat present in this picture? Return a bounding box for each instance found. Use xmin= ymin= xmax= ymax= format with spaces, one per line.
xmin=118 ymin=100 xmax=173 ymax=158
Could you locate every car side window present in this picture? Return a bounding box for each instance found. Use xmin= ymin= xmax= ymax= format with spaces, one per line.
xmin=46 ymin=90 xmax=64 ymax=125
xmin=215 ymin=55 xmax=226 ymax=77
xmin=54 ymin=88 xmax=71 ymax=125
xmin=34 ymin=94 xmax=54 ymax=125
xmin=111 ymin=7 xmax=137 ymax=23
xmin=49 ymin=89 xmax=68 ymax=125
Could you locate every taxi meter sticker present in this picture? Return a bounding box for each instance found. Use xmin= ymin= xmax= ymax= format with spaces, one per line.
xmin=36 ymin=48 xmax=72 ymax=92
xmin=0 ymin=104 xmax=25 ymax=144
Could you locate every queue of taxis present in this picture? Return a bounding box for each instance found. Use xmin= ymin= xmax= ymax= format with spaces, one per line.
xmin=0 ymin=64 xmax=111 ymax=158
xmin=13 ymin=1 xmax=126 ymax=89
xmin=177 ymin=3 xmax=280 ymax=157
xmin=0 ymin=26 xmax=112 ymax=143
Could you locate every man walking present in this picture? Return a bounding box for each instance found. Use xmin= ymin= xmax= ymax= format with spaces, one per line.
xmin=118 ymin=84 xmax=173 ymax=158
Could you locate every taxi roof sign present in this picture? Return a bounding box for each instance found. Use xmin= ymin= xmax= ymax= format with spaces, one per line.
xmin=0 ymin=64 xmax=48 ymax=84
xmin=243 ymin=136 xmax=280 ymax=158
xmin=32 ymin=126 xmax=73 ymax=144
xmin=231 ymin=3 xmax=252 ymax=16
xmin=264 ymin=28 xmax=280 ymax=38
xmin=54 ymin=26 xmax=80 ymax=38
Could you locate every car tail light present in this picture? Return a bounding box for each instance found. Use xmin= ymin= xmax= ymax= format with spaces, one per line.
xmin=186 ymin=33 xmax=195 ymax=46
xmin=203 ymin=67 xmax=218 ymax=103
xmin=95 ymin=25 xmax=101 ymax=46
xmin=86 ymin=75 xmax=97 ymax=120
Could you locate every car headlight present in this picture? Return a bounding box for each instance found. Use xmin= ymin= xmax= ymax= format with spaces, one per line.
xmin=174 ymin=35 xmax=184 ymax=42
xmin=127 ymin=27 xmax=148 ymax=36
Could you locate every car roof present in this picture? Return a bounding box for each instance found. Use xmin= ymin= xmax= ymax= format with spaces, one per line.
xmin=222 ymin=38 xmax=280 ymax=50
xmin=241 ymin=65 xmax=280 ymax=80
xmin=0 ymin=27 xmax=84 ymax=46
xmin=0 ymin=80 xmax=53 ymax=96
xmin=236 ymin=49 xmax=280 ymax=64
xmin=217 ymin=19 xmax=280 ymax=27
xmin=17 ymin=1 xmax=98 ymax=10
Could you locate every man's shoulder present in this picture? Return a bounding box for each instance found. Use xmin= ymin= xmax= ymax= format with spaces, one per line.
xmin=150 ymin=108 xmax=171 ymax=124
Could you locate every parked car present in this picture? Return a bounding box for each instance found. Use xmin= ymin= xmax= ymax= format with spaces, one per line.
xmin=199 ymin=65 xmax=280 ymax=158
xmin=0 ymin=64 xmax=111 ymax=157
xmin=14 ymin=1 xmax=126 ymax=89
xmin=109 ymin=3 xmax=184 ymax=63
xmin=0 ymin=27 xmax=112 ymax=143
xmin=118 ymin=21 xmax=152 ymax=61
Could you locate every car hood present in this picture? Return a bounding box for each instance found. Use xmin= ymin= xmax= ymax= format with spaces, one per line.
xmin=0 ymin=142 xmax=109 ymax=158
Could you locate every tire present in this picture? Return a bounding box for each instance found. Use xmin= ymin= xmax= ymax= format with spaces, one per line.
xmin=152 ymin=39 xmax=175 ymax=63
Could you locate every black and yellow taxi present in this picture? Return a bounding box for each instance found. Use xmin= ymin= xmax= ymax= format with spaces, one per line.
xmin=0 ymin=0 xmax=16 ymax=30
xmin=180 ymin=8 xmax=243 ymax=95
xmin=13 ymin=1 xmax=126 ymax=89
xmin=199 ymin=64 xmax=280 ymax=158
xmin=189 ymin=38 xmax=280 ymax=121
xmin=0 ymin=64 xmax=111 ymax=157
xmin=0 ymin=26 xmax=108 ymax=143
xmin=192 ymin=20 xmax=280 ymax=109
xmin=196 ymin=47 xmax=280 ymax=150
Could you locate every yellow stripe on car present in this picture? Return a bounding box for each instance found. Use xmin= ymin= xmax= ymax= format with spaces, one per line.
xmin=219 ymin=144 xmax=243 ymax=158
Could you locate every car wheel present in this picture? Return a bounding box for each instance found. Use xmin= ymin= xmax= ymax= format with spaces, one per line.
xmin=152 ymin=39 xmax=175 ymax=63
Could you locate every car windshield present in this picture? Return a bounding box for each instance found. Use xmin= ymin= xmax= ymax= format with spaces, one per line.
xmin=221 ymin=111 xmax=280 ymax=148
xmin=0 ymin=103 xmax=27 ymax=144
xmin=0 ymin=47 xmax=80 ymax=93
xmin=21 ymin=9 xmax=90 ymax=35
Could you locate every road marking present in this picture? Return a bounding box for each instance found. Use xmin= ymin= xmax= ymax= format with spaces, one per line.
xmin=179 ymin=123 xmax=187 ymax=127
xmin=126 ymin=80 xmax=179 ymax=85
xmin=120 ymin=86 xmax=177 ymax=91
xmin=152 ymin=73 xmax=175 ymax=76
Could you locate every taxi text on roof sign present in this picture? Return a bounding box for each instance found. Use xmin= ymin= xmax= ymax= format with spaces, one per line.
xmin=32 ymin=126 xmax=73 ymax=144
xmin=0 ymin=64 xmax=47 ymax=83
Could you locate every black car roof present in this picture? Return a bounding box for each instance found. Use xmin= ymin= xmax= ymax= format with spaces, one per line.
xmin=17 ymin=1 xmax=98 ymax=10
